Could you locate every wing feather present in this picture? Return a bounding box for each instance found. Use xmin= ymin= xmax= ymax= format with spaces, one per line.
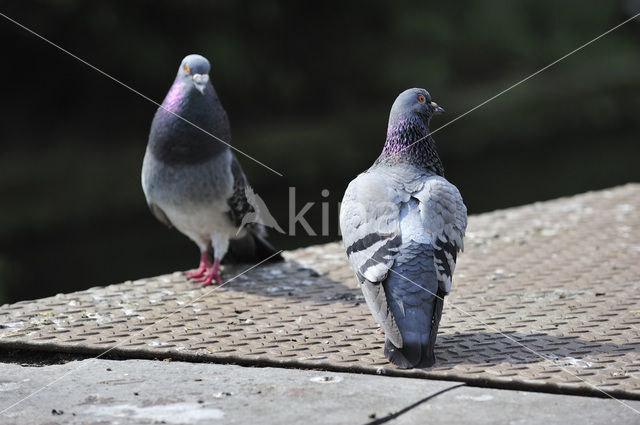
xmin=340 ymin=171 xmax=405 ymax=283
xmin=415 ymin=177 xmax=467 ymax=293
xmin=226 ymin=155 xmax=257 ymax=229
xmin=148 ymin=202 xmax=173 ymax=228
xmin=340 ymin=170 xmax=406 ymax=345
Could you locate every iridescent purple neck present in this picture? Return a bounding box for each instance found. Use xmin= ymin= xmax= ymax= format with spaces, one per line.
xmin=148 ymin=77 xmax=230 ymax=164
xmin=378 ymin=114 xmax=444 ymax=176
xmin=163 ymin=78 xmax=188 ymax=113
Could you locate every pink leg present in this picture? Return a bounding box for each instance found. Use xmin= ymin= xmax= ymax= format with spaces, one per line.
xmin=185 ymin=250 xmax=211 ymax=278
xmin=194 ymin=258 xmax=222 ymax=286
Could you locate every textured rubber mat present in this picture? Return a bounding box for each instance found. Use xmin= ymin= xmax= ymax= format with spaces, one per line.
xmin=1 ymin=184 xmax=639 ymax=398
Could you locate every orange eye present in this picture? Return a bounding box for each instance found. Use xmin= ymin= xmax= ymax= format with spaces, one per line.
xmin=183 ymin=63 xmax=190 ymax=74
xmin=417 ymin=94 xmax=426 ymax=103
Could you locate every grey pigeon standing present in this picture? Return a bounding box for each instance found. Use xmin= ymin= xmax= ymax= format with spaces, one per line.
xmin=339 ymin=88 xmax=467 ymax=368
xmin=142 ymin=54 xmax=281 ymax=285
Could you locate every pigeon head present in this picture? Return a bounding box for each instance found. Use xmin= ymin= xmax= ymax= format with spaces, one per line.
xmin=379 ymin=88 xmax=445 ymax=176
xmin=389 ymin=88 xmax=444 ymax=124
xmin=178 ymin=54 xmax=211 ymax=95
xmin=148 ymin=54 xmax=231 ymax=164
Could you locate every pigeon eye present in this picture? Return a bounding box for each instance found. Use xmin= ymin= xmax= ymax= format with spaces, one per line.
xmin=183 ymin=63 xmax=190 ymax=74
xmin=417 ymin=94 xmax=426 ymax=103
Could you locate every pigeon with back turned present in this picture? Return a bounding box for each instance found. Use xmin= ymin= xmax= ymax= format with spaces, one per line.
xmin=142 ymin=54 xmax=281 ymax=285
xmin=339 ymin=88 xmax=467 ymax=368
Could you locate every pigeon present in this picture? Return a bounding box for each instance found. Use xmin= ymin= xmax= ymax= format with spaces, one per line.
xmin=339 ymin=88 xmax=467 ymax=368
xmin=141 ymin=54 xmax=282 ymax=285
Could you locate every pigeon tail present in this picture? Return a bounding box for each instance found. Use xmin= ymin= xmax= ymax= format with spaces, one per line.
xmin=384 ymin=335 xmax=431 ymax=369
xmin=225 ymin=231 xmax=283 ymax=264
xmin=383 ymin=292 xmax=444 ymax=368
xmin=383 ymin=242 xmax=442 ymax=368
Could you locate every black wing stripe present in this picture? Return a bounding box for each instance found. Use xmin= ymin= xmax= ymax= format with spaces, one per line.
xmin=434 ymin=238 xmax=457 ymax=278
xmin=357 ymin=234 xmax=402 ymax=279
xmin=436 ymin=238 xmax=457 ymax=259
xmin=346 ymin=232 xmax=394 ymax=256
xmin=227 ymin=157 xmax=256 ymax=227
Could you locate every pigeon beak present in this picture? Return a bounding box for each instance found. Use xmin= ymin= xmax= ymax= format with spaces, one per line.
xmin=431 ymin=101 xmax=445 ymax=114
xmin=192 ymin=73 xmax=209 ymax=95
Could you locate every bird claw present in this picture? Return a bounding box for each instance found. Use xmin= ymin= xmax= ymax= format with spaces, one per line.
xmin=185 ymin=267 xmax=206 ymax=278
xmin=185 ymin=252 xmax=212 ymax=279
xmin=191 ymin=258 xmax=222 ymax=286
xmin=198 ymin=272 xmax=223 ymax=286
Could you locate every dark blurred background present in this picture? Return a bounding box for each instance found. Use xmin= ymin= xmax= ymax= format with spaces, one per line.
xmin=1 ymin=1 xmax=639 ymax=304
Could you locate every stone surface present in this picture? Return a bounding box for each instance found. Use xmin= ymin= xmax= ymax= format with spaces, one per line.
xmin=1 ymin=359 xmax=639 ymax=425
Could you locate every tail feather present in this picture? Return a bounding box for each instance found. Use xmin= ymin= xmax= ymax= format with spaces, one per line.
xmin=383 ymin=288 xmax=445 ymax=369
xmin=224 ymin=232 xmax=283 ymax=264
xmin=384 ymin=333 xmax=435 ymax=369
xmin=377 ymin=241 xmax=446 ymax=369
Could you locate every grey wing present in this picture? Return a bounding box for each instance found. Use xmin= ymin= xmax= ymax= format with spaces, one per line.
xmin=148 ymin=202 xmax=173 ymax=228
xmin=141 ymin=151 xmax=173 ymax=229
xmin=339 ymin=171 xmax=409 ymax=347
xmin=226 ymin=155 xmax=262 ymax=233
xmin=415 ymin=176 xmax=467 ymax=294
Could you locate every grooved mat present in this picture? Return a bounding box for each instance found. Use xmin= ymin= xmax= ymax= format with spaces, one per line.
xmin=1 ymin=185 xmax=639 ymax=398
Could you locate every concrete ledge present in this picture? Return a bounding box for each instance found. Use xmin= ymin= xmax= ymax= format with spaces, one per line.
xmin=2 ymin=359 xmax=640 ymax=424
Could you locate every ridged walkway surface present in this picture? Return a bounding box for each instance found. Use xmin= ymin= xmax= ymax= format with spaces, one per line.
xmin=1 ymin=184 xmax=639 ymax=399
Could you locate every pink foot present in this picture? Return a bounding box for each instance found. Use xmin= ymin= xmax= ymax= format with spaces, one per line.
xmin=185 ymin=251 xmax=212 ymax=279
xmin=194 ymin=258 xmax=222 ymax=286
xmin=377 ymin=328 xmax=385 ymax=334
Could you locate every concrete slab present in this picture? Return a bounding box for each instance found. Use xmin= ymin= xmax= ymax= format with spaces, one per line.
xmin=1 ymin=359 xmax=639 ymax=425
xmin=397 ymin=385 xmax=640 ymax=425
